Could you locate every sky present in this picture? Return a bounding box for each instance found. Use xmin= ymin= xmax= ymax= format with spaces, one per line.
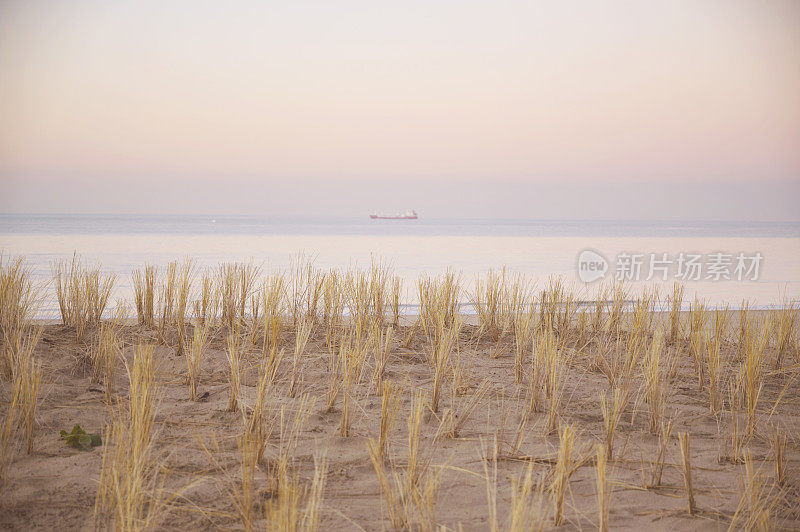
xmin=0 ymin=1 xmax=798 ymax=220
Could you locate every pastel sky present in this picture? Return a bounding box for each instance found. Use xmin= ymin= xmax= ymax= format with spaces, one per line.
xmin=1 ymin=1 xmax=798 ymax=219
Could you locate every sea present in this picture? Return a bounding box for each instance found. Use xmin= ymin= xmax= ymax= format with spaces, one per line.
xmin=1 ymin=214 xmax=799 ymax=318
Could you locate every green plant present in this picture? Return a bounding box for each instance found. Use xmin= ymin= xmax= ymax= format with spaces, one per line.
xmin=60 ymin=424 xmax=102 ymax=450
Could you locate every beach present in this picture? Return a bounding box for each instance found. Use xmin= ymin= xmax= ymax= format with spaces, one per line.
xmin=3 ymin=1 xmax=800 ymax=529
xmin=1 ymin=260 xmax=798 ymax=530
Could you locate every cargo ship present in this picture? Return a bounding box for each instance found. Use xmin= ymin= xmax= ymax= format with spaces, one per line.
xmin=369 ymin=209 xmax=418 ymax=220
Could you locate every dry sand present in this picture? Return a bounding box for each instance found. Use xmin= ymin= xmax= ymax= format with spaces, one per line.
xmin=1 ymin=315 xmax=799 ymax=530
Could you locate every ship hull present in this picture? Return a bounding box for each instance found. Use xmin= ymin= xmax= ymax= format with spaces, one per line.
xmin=370 ymin=215 xmax=418 ymax=220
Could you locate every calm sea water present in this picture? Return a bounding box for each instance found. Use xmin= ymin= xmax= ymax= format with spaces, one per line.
xmin=1 ymin=214 xmax=799 ymax=316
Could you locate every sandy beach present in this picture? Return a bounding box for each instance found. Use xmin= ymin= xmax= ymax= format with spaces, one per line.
xmin=1 ymin=262 xmax=798 ymax=530
xmin=3 ymin=1 xmax=800 ymax=529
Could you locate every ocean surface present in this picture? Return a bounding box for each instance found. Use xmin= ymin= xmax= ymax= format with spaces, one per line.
xmin=1 ymin=214 xmax=799 ymax=317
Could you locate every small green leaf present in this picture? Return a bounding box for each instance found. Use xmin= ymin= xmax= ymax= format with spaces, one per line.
xmin=77 ymin=434 xmax=92 ymax=449
xmin=61 ymin=424 xmax=100 ymax=450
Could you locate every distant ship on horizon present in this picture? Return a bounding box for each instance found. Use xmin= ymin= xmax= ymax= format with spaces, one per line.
xmin=369 ymin=209 xmax=418 ymax=220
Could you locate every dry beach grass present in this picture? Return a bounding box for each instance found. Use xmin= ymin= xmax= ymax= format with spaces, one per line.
xmin=1 ymin=254 xmax=799 ymax=530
